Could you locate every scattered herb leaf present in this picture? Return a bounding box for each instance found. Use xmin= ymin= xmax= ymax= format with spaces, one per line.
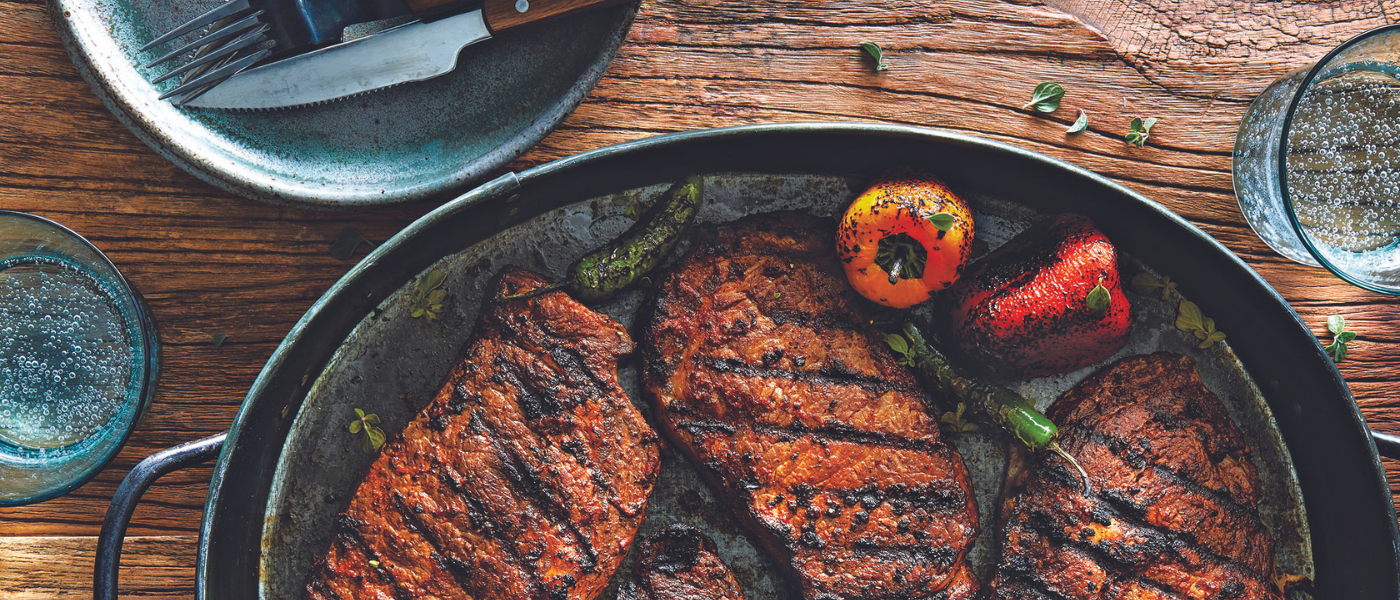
xmin=369 ymin=560 xmax=381 ymax=569
xmin=925 ymin=212 xmax=957 ymax=231
xmin=1085 ymin=280 xmax=1111 ymax=313
xmin=1066 ymin=109 xmax=1088 ymax=134
xmin=774 ymin=292 xmax=782 ymax=299
xmin=349 ymin=408 xmax=386 ymax=453
xmin=1175 ymin=299 xmax=1225 ymax=348
xmin=409 ymin=270 xmax=448 ymax=321
xmin=859 ymin=42 xmax=889 ymax=72
xmin=1322 ymin=315 xmax=1357 ymax=362
xmin=885 ymin=333 xmax=914 ymax=367
xmin=1125 ymin=116 xmax=1157 ymax=148
xmin=329 ymin=227 xmax=372 ymax=261
xmin=1129 ymin=272 xmax=1177 ymax=299
xmin=622 ymin=195 xmax=653 ymax=220
xmin=212 ymin=333 xmax=227 ymax=347
xmin=940 ymin=402 xmax=980 ymax=433
xmin=1022 ymin=82 xmax=1065 ymax=112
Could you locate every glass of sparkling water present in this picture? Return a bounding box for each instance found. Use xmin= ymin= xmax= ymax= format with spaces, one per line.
xmin=0 ymin=211 xmax=158 ymax=505
xmin=1235 ymin=25 xmax=1400 ymax=294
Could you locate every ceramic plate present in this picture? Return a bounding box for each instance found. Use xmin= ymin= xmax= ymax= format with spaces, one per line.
xmin=51 ymin=0 xmax=638 ymax=208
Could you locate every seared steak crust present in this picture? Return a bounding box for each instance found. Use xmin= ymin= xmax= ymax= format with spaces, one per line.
xmin=643 ymin=213 xmax=980 ymax=600
xmin=306 ymin=268 xmax=661 ymax=600
xmin=990 ymin=353 xmax=1280 ymax=600
xmin=618 ymin=524 xmax=745 ymax=600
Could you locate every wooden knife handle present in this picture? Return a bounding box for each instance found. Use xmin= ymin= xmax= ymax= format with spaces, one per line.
xmin=480 ymin=0 xmax=629 ymax=32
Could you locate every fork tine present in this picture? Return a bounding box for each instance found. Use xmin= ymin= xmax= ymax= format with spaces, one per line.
xmin=161 ymin=48 xmax=270 ymax=101
xmin=151 ymin=26 xmax=268 ymax=84
xmin=139 ymin=0 xmax=251 ymax=51
xmin=144 ymin=11 xmax=264 ymax=68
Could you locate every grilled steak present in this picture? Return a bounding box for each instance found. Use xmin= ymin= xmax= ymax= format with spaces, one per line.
xmin=990 ymin=352 xmax=1281 ymax=600
xmin=618 ymin=524 xmax=745 ymax=600
xmin=305 ymin=268 xmax=661 ymax=600
xmin=643 ymin=213 xmax=981 ymax=600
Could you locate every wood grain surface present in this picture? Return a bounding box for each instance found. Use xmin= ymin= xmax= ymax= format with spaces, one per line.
xmin=2 ymin=0 xmax=1398 ymax=597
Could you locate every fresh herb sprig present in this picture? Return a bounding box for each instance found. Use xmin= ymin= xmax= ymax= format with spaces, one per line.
xmin=1322 ymin=315 xmax=1358 ymax=362
xmin=1129 ymin=272 xmax=1177 ymax=299
xmin=1125 ymin=117 xmax=1157 ymax=147
xmin=939 ymin=402 xmax=979 ymax=433
xmin=349 ymin=408 xmax=386 ymax=453
xmin=1022 ymin=82 xmax=1065 ymax=112
xmin=409 ymin=270 xmax=447 ymax=321
xmin=1176 ymin=299 xmax=1225 ymax=348
xmin=859 ymin=42 xmax=889 ymax=72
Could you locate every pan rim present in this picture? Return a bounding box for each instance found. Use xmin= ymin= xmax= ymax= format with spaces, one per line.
xmin=197 ymin=122 xmax=1400 ymax=598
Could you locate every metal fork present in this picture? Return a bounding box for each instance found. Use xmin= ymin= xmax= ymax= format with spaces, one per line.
xmin=140 ymin=0 xmax=273 ymax=102
xmin=140 ymin=0 xmax=421 ymax=103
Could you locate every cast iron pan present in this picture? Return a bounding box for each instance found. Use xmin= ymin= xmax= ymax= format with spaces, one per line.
xmin=95 ymin=123 xmax=1400 ymax=599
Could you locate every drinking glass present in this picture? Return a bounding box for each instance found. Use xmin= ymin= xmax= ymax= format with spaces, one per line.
xmin=1234 ymin=25 xmax=1400 ymax=294
xmin=0 ymin=211 xmax=159 ymax=505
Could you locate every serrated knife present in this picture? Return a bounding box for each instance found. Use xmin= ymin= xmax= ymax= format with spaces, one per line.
xmin=181 ymin=0 xmax=626 ymax=110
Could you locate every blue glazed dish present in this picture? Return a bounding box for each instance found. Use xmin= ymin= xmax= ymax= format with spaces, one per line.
xmin=50 ymin=0 xmax=639 ymax=209
xmin=0 ymin=211 xmax=158 ymax=506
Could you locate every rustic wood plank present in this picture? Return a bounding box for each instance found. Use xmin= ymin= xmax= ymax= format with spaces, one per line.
xmin=0 ymin=536 xmax=197 ymax=599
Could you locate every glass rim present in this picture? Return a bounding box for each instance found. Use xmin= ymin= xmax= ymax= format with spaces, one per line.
xmin=1278 ymin=23 xmax=1400 ymax=295
xmin=0 ymin=210 xmax=159 ymax=506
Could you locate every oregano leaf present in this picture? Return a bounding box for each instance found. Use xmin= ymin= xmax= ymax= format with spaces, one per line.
xmin=330 ymin=228 xmax=372 ymax=261
xmin=859 ymin=42 xmax=889 ymax=72
xmin=926 ymin=212 xmax=957 ymax=231
xmin=1066 ymin=109 xmax=1088 ymax=134
xmin=1086 ymin=282 xmax=1111 ymax=313
xmin=1022 ymin=82 xmax=1065 ymax=112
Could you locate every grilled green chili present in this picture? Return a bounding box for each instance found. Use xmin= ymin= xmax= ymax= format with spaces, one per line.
xmin=898 ymin=323 xmax=1090 ymax=492
xmin=503 ymin=176 xmax=703 ymax=302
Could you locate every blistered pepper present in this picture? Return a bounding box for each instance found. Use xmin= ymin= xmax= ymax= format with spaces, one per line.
xmin=836 ymin=172 xmax=975 ymax=308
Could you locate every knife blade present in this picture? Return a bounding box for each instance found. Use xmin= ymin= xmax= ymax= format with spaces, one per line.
xmin=181 ymin=0 xmax=625 ymax=110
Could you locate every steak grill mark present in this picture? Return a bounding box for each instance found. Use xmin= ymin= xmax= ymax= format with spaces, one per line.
xmin=990 ymin=353 xmax=1281 ymax=600
xmin=644 ymin=213 xmax=980 ymax=600
xmin=305 ymin=268 xmax=660 ymax=600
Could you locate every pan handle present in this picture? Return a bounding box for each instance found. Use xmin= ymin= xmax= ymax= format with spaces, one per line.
xmin=94 ymin=433 xmax=226 ymax=600
xmin=1373 ymin=430 xmax=1400 ymax=461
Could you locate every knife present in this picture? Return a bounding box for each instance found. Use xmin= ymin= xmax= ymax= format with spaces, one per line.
xmin=181 ymin=0 xmax=626 ymax=110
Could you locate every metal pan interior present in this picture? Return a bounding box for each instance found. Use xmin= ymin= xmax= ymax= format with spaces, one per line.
xmin=258 ymin=173 xmax=1313 ymax=599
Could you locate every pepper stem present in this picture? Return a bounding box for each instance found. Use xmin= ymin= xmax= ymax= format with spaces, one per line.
xmin=1048 ymin=441 xmax=1092 ymax=495
xmin=498 ymin=282 xmax=567 ymax=302
xmin=887 ymin=257 xmax=904 ymax=284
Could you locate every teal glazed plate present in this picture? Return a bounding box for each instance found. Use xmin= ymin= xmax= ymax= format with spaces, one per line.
xmin=50 ymin=0 xmax=639 ymax=209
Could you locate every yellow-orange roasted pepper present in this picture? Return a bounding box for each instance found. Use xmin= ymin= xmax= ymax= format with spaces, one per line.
xmin=836 ymin=172 xmax=975 ymax=308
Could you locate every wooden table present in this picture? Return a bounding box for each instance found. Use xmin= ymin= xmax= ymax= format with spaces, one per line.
xmin=2 ymin=0 xmax=1397 ymax=596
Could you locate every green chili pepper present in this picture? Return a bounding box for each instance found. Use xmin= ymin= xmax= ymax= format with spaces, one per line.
xmin=898 ymin=323 xmax=1090 ymax=493
xmin=503 ymin=176 xmax=703 ymax=302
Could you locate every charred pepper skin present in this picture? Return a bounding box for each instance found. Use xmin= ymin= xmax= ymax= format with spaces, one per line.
xmin=569 ymin=175 xmax=703 ymax=301
xmin=837 ymin=171 xmax=975 ymax=308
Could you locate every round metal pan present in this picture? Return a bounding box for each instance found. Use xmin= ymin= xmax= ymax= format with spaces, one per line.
xmin=96 ymin=123 xmax=1400 ymax=599
xmin=51 ymin=0 xmax=638 ymax=209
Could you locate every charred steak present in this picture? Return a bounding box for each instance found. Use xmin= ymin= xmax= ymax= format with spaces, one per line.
xmin=643 ymin=213 xmax=981 ymax=600
xmin=990 ymin=352 xmax=1281 ymax=600
xmin=305 ymin=268 xmax=661 ymax=600
xmin=618 ymin=524 xmax=746 ymax=600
